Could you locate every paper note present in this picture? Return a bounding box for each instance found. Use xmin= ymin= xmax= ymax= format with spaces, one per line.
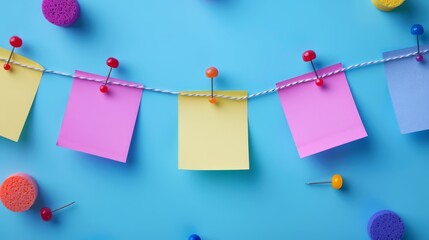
xmin=276 ymin=63 xmax=367 ymax=158
xmin=178 ymin=91 xmax=249 ymax=170
xmin=0 ymin=48 xmax=44 ymax=142
xmin=57 ymin=71 xmax=143 ymax=163
xmin=383 ymin=46 xmax=429 ymax=134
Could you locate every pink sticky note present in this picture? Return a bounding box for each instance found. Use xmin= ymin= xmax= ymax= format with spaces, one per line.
xmin=276 ymin=63 xmax=367 ymax=158
xmin=57 ymin=70 xmax=143 ymax=163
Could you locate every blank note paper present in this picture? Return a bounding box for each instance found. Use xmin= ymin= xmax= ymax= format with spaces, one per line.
xmin=383 ymin=46 xmax=429 ymax=134
xmin=178 ymin=91 xmax=249 ymax=170
xmin=0 ymin=47 xmax=44 ymax=142
xmin=276 ymin=63 xmax=367 ymax=158
xmin=57 ymin=71 xmax=143 ymax=163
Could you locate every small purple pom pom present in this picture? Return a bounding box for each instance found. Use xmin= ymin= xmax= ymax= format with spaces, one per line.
xmin=368 ymin=210 xmax=404 ymax=240
xmin=42 ymin=0 xmax=80 ymax=27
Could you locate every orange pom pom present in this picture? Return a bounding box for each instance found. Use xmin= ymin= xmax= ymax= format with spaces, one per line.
xmin=0 ymin=173 xmax=38 ymax=212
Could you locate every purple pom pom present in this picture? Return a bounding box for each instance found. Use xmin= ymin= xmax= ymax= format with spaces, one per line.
xmin=368 ymin=210 xmax=404 ymax=240
xmin=42 ymin=0 xmax=80 ymax=27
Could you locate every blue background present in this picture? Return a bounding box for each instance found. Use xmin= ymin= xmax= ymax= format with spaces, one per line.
xmin=1 ymin=0 xmax=428 ymax=239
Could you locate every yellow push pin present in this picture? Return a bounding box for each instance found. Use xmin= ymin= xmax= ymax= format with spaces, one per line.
xmin=372 ymin=0 xmax=405 ymax=11
xmin=306 ymin=174 xmax=343 ymax=190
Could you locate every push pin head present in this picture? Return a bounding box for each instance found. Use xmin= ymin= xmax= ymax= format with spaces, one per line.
xmin=306 ymin=174 xmax=343 ymax=190
xmin=3 ymin=63 xmax=10 ymax=71
xmin=206 ymin=67 xmax=218 ymax=104
xmin=315 ymin=78 xmax=324 ymax=87
xmin=40 ymin=207 xmax=54 ymax=221
xmin=209 ymin=97 xmax=217 ymax=104
xmin=40 ymin=202 xmax=75 ymax=222
xmin=188 ymin=234 xmax=201 ymax=240
xmin=205 ymin=67 xmax=218 ymax=79
xmin=107 ymin=57 xmax=119 ymax=69
xmin=302 ymin=50 xmax=323 ymax=87
xmin=10 ymin=36 xmax=23 ymax=48
xmin=411 ymin=24 xmax=424 ymax=36
xmin=411 ymin=24 xmax=424 ymax=62
xmin=99 ymin=85 xmax=108 ymax=93
xmin=3 ymin=36 xmax=23 ymax=71
xmin=100 ymin=57 xmax=119 ymax=93
xmin=302 ymin=50 xmax=316 ymax=62
xmin=331 ymin=174 xmax=343 ymax=190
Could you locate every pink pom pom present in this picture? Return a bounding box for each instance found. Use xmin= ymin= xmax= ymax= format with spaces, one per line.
xmin=42 ymin=0 xmax=80 ymax=27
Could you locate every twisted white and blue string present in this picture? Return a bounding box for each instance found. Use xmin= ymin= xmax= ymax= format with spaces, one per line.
xmin=1 ymin=48 xmax=427 ymax=101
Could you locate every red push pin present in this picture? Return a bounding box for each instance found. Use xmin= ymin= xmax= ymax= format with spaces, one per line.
xmin=206 ymin=67 xmax=218 ymax=104
xmin=302 ymin=50 xmax=323 ymax=87
xmin=100 ymin=57 xmax=119 ymax=93
xmin=40 ymin=201 xmax=75 ymax=222
xmin=3 ymin=36 xmax=23 ymax=71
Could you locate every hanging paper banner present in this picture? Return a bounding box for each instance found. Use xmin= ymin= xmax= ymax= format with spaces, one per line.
xmin=178 ymin=91 xmax=249 ymax=170
xmin=0 ymin=47 xmax=44 ymax=142
xmin=383 ymin=46 xmax=429 ymax=134
xmin=57 ymin=70 xmax=143 ymax=163
xmin=276 ymin=63 xmax=367 ymax=158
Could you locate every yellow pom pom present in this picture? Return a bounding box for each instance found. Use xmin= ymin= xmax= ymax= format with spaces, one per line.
xmin=372 ymin=0 xmax=405 ymax=11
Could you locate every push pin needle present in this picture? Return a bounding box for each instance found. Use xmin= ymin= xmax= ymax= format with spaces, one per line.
xmin=302 ymin=50 xmax=323 ymax=87
xmin=411 ymin=24 xmax=424 ymax=62
xmin=40 ymin=201 xmax=75 ymax=221
xmin=100 ymin=57 xmax=119 ymax=93
xmin=3 ymin=36 xmax=23 ymax=71
xmin=306 ymin=174 xmax=343 ymax=190
xmin=205 ymin=67 xmax=218 ymax=104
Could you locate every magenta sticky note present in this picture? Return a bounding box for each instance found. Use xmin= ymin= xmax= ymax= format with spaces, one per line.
xmin=276 ymin=63 xmax=367 ymax=158
xmin=57 ymin=70 xmax=143 ymax=163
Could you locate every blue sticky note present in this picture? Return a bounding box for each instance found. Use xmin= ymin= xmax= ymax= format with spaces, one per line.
xmin=383 ymin=46 xmax=429 ymax=134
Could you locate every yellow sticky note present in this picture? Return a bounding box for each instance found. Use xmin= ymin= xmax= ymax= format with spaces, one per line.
xmin=178 ymin=91 xmax=249 ymax=170
xmin=0 ymin=47 xmax=44 ymax=142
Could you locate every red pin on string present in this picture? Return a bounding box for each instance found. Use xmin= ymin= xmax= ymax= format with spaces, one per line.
xmin=302 ymin=50 xmax=323 ymax=87
xmin=206 ymin=67 xmax=218 ymax=104
xmin=3 ymin=36 xmax=23 ymax=71
xmin=100 ymin=57 xmax=119 ymax=93
xmin=40 ymin=201 xmax=75 ymax=221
